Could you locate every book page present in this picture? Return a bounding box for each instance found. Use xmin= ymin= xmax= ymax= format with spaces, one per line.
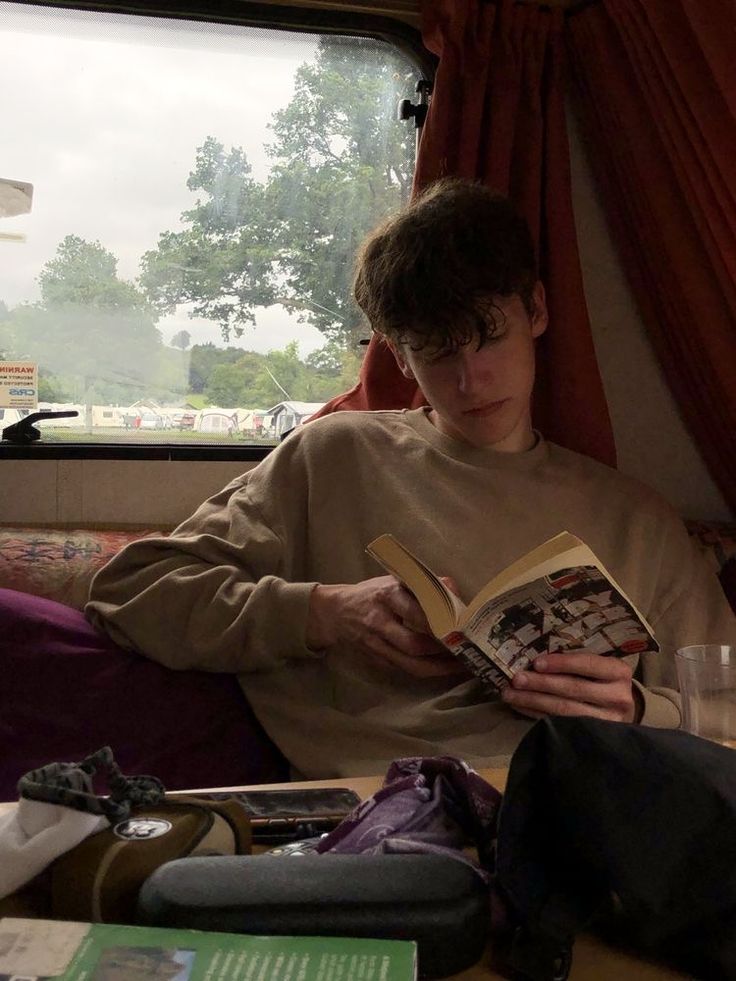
xmin=462 ymin=532 xmax=654 ymax=634
xmin=462 ymin=564 xmax=660 ymax=678
xmin=442 ymin=631 xmax=511 ymax=691
xmin=366 ymin=535 xmax=465 ymax=638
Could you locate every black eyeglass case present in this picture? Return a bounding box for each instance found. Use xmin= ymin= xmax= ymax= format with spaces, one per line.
xmin=137 ymin=852 xmax=490 ymax=978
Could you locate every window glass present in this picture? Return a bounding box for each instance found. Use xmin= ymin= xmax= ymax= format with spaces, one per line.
xmin=0 ymin=3 xmax=420 ymax=444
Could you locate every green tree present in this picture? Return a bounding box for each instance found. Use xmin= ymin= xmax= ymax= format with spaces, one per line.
xmin=38 ymin=235 xmax=152 ymax=314
xmin=140 ymin=138 xmax=274 ymax=339
xmin=205 ymin=353 xmax=265 ymax=406
xmin=7 ymin=236 xmax=171 ymax=408
xmin=263 ymin=39 xmax=417 ymax=345
xmin=140 ymin=39 xmax=418 ymax=348
xmin=0 ymin=311 xmax=19 ymax=361
xmin=38 ymin=370 xmax=71 ymax=402
xmin=202 ymin=340 xmax=356 ymax=408
xmin=188 ymin=343 xmax=244 ymax=394
xmin=307 ymin=340 xmax=363 ymax=395
xmin=171 ymin=329 xmax=191 ymax=350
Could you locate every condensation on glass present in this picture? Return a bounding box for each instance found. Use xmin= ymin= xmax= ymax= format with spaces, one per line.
xmin=0 ymin=3 xmax=420 ymax=444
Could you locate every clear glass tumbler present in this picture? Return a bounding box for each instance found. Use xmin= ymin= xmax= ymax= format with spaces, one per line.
xmin=675 ymin=645 xmax=736 ymax=748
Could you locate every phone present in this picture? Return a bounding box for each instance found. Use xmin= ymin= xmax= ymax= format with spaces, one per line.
xmin=198 ymin=788 xmax=362 ymax=843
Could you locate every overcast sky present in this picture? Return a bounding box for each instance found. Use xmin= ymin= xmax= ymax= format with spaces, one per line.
xmin=0 ymin=2 xmax=332 ymax=354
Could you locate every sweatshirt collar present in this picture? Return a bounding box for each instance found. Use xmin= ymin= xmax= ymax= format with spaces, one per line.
xmin=403 ymin=406 xmax=550 ymax=470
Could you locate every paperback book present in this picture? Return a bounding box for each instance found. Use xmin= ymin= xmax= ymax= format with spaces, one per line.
xmin=0 ymin=918 xmax=417 ymax=981
xmin=367 ymin=530 xmax=658 ymax=692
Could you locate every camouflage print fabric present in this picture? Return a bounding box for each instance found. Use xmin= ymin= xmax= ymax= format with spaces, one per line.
xmin=17 ymin=746 xmax=165 ymax=823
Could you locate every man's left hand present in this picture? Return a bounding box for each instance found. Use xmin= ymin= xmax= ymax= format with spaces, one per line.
xmin=501 ymin=651 xmax=638 ymax=723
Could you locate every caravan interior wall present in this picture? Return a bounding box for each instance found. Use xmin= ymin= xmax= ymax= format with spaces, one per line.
xmin=567 ymin=106 xmax=732 ymax=522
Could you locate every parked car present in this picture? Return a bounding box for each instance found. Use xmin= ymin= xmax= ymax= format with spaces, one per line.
xmin=139 ymin=411 xmax=165 ymax=430
xmin=176 ymin=412 xmax=196 ymax=430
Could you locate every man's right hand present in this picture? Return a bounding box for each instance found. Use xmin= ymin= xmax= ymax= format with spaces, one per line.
xmin=306 ymin=575 xmax=468 ymax=679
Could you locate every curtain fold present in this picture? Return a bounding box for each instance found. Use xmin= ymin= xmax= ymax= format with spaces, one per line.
xmin=313 ymin=0 xmax=616 ymax=468
xmin=567 ymin=0 xmax=736 ymax=512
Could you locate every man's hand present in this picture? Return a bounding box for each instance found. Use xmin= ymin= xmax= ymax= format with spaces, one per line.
xmin=501 ymin=651 xmax=638 ymax=723
xmin=306 ymin=576 xmax=468 ymax=679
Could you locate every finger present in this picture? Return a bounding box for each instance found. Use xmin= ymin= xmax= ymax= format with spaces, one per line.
xmin=511 ymin=669 xmax=633 ymax=711
xmin=379 ymin=617 xmax=447 ymax=657
xmin=502 ymin=686 xmax=623 ymax=721
xmin=361 ymin=595 xmax=437 ymax=653
xmin=383 ymin=583 xmax=432 ymax=633
xmin=531 ymin=652 xmax=633 ymax=681
xmin=366 ymin=614 xmax=464 ymax=670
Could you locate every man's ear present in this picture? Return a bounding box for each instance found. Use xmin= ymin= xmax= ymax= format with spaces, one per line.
xmin=387 ymin=340 xmax=415 ymax=380
xmin=530 ymin=281 xmax=549 ymax=339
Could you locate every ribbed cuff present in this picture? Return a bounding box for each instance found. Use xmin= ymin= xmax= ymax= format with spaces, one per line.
xmin=259 ymin=579 xmax=325 ymax=664
xmin=633 ymin=679 xmax=681 ymax=729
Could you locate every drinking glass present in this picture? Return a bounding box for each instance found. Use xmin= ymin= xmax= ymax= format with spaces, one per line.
xmin=675 ymin=645 xmax=736 ymax=748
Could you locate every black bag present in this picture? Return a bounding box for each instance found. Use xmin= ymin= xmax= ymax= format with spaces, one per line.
xmin=493 ymin=716 xmax=736 ymax=981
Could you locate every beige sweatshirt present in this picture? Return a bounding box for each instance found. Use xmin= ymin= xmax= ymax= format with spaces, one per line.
xmin=86 ymin=409 xmax=736 ymax=778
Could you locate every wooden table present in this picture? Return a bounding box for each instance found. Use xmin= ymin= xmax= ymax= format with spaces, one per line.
xmin=179 ymin=770 xmax=688 ymax=980
xmin=1 ymin=770 xmax=688 ymax=980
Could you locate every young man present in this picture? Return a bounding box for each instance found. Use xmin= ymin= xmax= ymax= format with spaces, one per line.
xmin=86 ymin=179 xmax=736 ymax=778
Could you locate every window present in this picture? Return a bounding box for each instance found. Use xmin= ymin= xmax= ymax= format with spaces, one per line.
xmin=0 ymin=3 xmax=422 ymax=446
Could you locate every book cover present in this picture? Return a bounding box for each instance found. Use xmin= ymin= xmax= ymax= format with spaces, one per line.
xmin=0 ymin=918 xmax=417 ymax=981
xmin=366 ymin=530 xmax=659 ymax=692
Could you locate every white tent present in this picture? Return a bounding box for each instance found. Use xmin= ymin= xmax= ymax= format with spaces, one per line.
xmin=196 ymin=407 xmax=239 ymax=434
xmin=266 ymin=401 xmax=325 ymax=438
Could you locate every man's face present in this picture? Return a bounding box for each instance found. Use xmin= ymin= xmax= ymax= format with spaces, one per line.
xmin=390 ymin=282 xmax=548 ymax=452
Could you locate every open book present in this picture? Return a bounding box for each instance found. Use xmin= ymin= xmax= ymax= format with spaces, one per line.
xmin=366 ymin=531 xmax=659 ymax=692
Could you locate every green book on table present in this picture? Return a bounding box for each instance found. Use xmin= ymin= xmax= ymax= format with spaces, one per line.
xmin=0 ymin=918 xmax=417 ymax=981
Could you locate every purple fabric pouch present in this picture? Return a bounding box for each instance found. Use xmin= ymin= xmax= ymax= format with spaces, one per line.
xmin=0 ymin=588 xmax=289 ymax=800
xmin=316 ymin=755 xmax=502 ymax=879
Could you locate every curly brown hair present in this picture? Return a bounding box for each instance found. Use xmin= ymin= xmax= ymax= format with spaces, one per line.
xmin=353 ymin=178 xmax=538 ymax=351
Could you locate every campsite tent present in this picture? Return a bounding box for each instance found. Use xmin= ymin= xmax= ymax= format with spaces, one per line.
xmin=266 ymin=401 xmax=325 ymax=439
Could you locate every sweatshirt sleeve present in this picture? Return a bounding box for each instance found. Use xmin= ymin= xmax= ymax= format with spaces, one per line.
xmin=635 ymin=519 xmax=736 ymax=729
xmin=85 ymin=445 xmax=321 ymax=674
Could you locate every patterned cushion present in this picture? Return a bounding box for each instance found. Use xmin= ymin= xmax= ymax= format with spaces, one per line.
xmin=0 ymin=526 xmax=168 ymax=610
xmin=2 ymin=520 xmax=735 ymax=611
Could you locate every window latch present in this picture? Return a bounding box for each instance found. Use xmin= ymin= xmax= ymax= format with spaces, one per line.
xmin=398 ymin=79 xmax=432 ymax=129
xmin=2 ymin=410 xmax=79 ymax=445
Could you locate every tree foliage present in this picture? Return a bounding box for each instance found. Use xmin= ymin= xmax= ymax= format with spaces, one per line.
xmin=38 ymin=235 xmax=151 ymax=314
xmin=4 ymin=236 xmax=184 ymax=406
xmin=188 ymin=343 xmax=244 ymax=394
xmin=188 ymin=339 xmax=360 ymax=408
xmin=2 ymin=38 xmax=420 ymax=415
xmin=140 ymin=138 xmax=275 ymax=336
xmin=140 ymin=39 xmax=418 ymax=347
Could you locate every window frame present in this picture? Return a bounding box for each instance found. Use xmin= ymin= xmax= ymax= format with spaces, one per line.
xmin=1 ymin=0 xmax=433 ymax=462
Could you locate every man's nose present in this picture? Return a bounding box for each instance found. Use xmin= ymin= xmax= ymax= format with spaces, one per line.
xmin=457 ymin=350 xmax=490 ymax=394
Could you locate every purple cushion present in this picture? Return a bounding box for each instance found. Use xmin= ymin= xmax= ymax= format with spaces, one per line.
xmin=0 ymin=589 xmax=289 ymax=800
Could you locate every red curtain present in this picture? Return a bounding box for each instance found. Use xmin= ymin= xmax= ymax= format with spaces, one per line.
xmin=312 ymin=0 xmax=616 ymax=468
xmin=567 ymin=0 xmax=736 ymax=511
